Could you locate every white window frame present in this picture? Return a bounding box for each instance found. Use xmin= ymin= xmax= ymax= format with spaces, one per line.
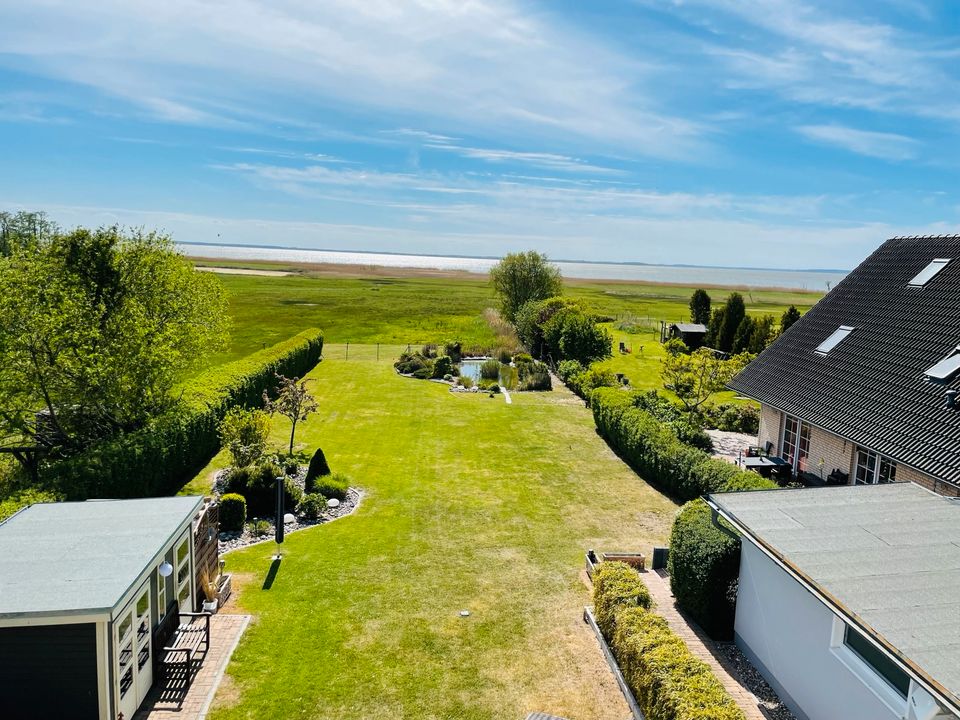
xmin=854 ymin=446 xmax=897 ymax=485
xmin=908 ymin=258 xmax=950 ymax=287
xmin=781 ymin=415 xmax=811 ymax=473
xmin=175 ymin=533 xmax=192 ymax=612
xmin=829 ymin=616 xmax=908 ymax=716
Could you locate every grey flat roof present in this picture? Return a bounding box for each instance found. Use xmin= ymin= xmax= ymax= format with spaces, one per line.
xmin=671 ymin=323 xmax=707 ymax=333
xmin=0 ymin=496 xmax=203 ymax=619
xmin=709 ymin=483 xmax=960 ymax=710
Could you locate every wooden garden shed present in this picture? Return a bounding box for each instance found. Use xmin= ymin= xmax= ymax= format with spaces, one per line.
xmin=0 ymin=496 xmax=207 ymax=720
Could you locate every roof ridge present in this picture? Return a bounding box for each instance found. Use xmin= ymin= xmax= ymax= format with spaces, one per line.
xmin=889 ymin=234 xmax=960 ymax=241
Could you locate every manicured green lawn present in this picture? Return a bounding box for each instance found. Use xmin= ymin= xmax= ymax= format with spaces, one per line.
xmin=201 ymin=352 xmax=678 ymax=720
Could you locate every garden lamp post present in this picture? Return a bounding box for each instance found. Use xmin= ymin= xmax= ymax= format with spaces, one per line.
xmin=274 ymin=475 xmax=284 ymax=557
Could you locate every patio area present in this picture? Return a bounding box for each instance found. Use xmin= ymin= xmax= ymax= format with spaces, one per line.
xmin=134 ymin=613 xmax=251 ymax=720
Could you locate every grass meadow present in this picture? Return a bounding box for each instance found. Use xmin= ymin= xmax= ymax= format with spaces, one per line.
xmin=201 ymin=353 xmax=678 ymax=719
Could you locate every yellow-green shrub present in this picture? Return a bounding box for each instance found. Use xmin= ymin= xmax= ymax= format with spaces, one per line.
xmin=593 ymin=563 xmax=746 ymax=720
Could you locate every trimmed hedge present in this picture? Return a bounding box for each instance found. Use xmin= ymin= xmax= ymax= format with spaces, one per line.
xmin=591 ymin=387 xmax=775 ymax=502
xmin=591 ymin=387 xmax=775 ymax=640
xmin=593 ymin=561 xmax=653 ymax=637
xmin=43 ymin=329 xmax=324 ymax=499
xmin=668 ymin=499 xmax=743 ymax=640
xmin=219 ymin=493 xmax=247 ymax=532
xmin=593 ymin=562 xmax=746 ymax=720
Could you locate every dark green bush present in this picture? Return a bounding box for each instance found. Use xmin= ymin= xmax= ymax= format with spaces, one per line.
xmin=394 ymin=352 xmax=431 ymax=375
xmin=517 ymin=358 xmax=551 ymax=391
xmin=43 ymin=329 xmax=324 ymax=500
xmin=411 ymin=366 xmax=433 ymax=380
xmin=593 ymin=562 xmax=652 ymax=637
xmin=633 ymin=390 xmax=713 ymax=452
xmin=304 ymin=447 xmax=331 ymax=492
xmin=299 ymin=492 xmax=326 ymax=520
xmin=592 ymin=561 xmax=745 ymax=720
xmin=480 ymin=358 xmax=500 ymax=380
xmin=225 ymin=461 xmax=304 ymax=518
xmin=443 ymin=340 xmax=462 ymax=363
xmin=591 ymin=388 xmax=774 ymax=502
xmin=312 ymin=472 xmax=349 ymax=501
xmin=703 ymin=402 xmax=761 ymax=434
xmin=432 ymin=355 xmax=454 ymax=379
xmin=557 ymin=359 xmax=617 ymax=402
xmin=219 ymin=493 xmax=247 ymax=532
xmin=668 ymin=498 xmax=742 ymax=640
xmin=496 ymin=348 xmax=512 ymax=364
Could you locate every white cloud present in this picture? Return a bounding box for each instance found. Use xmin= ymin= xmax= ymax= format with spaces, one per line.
xmin=796 ymin=124 xmax=919 ymax=160
xmin=0 ymin=0 xmax=704 ymax=157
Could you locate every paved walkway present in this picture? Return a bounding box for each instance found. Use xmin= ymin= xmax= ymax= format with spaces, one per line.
xmin=643 ymin=569 xmax=767 ymax=720
xmin=134 ymin=613 xmax=251 ymax=720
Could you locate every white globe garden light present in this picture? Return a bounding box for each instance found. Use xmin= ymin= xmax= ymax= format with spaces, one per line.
xmin=158 ymin=561 xmax=174 ymax=578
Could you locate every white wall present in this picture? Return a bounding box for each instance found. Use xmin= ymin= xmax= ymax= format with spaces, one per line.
xmin=735 ymin=541 xmax=903 ymax=720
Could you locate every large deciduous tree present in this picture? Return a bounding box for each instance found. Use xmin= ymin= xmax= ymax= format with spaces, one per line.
xmin=661 ymin=348 xmax=752 ymax=412
xmin=490 ymin=251 xmax=563 ymax=322
xmin=0 ymin=225 xmax=229 ymax=463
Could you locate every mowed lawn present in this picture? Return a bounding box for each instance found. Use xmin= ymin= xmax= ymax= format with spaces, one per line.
xmin=203 ymin=352 xmax=678 ymax=720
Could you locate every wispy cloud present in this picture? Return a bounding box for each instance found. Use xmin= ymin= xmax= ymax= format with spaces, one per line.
xmin=0 ymin=0 xmax=705 ymax=157
xmin=796 ymin=124 xmax=919 ymax=160
xmin=426 ymin=144 xmax=621 ymax=174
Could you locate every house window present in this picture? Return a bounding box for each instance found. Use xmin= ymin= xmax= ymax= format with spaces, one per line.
xmin=854 ymin=447 xmax=897 ymax=485
xmin=843 ymin=624 xmax=910 ymax=698
xmin=157 ymin=565 xmax=167 ymax=622
xmin=815 ymin=326 xmax=854 ymax=355
xmin=176 ymin=536 xmax=191 ymax=611
xmin=781 ymin=415 xmax=811 ymax=472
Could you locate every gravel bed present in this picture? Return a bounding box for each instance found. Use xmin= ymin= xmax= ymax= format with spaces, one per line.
xmin=714 ymin=642 xmax=797 ymax=720
xmin=218 ymin=486 xmax=363 ymax=554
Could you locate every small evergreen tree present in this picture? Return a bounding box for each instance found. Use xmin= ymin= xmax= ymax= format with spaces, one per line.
xmin=717 ymin=293 xmax=746 ymax=353
xmin=780 ymin=305 xmax=802 ymax=334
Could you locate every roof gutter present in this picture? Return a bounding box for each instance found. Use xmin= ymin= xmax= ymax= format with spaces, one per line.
xmin=706 ymin=495 xmax=960 ymax=717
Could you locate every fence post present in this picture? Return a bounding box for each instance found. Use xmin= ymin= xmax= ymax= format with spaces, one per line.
xmin=346 ymin=342 xmax=349 ymax=360
xmin=377 ymin=343 xmax=380 ymax=361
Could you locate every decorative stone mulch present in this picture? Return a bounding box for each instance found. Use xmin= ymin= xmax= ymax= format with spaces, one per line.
xmin=218 ymin=486 xmax=363 ymax=554
xmin=714 ymin=642 xmax=798 ymax=720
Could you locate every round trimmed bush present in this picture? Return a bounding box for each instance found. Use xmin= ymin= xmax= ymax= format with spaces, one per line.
xmin=312 ymin=472 xmax=349 ymax=501
xmin=668 ymin=498 xmax=741 ymax=640
xmin=219 ymin=493 xmax=247 ymax=532
xmin=299 ymin=492 xmax=326 ymax=520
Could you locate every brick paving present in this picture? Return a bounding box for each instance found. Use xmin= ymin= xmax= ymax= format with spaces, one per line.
xmin=134 ymin=613 xmax=251 ymax=720
xmin=643 ymin=569 xmax=767 ymax=720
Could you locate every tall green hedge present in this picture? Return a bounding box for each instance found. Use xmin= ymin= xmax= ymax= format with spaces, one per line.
xmin=668 ymin=499 xmax=743 ymax=640
xmin=591 ymin=387 xmax=776 ymax=640
xmin=43 ymin=328 xmax=324 ymax=499
xmin=592 ymin=562 xmax=746 ymax=720
xmin=591 ymin=387 xmax=776 ymax=502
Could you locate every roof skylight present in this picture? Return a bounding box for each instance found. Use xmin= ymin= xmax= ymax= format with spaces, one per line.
xmin=908 ymin=258 xmax=950 ymax=287
xmin=815 ymin=326 xmax=854 ymax=355
xmin=924 ymin=346 xmax=960 ymax=381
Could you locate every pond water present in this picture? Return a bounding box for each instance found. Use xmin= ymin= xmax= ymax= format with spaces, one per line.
xmin=458 ymin=359 xmax=487 ymax=384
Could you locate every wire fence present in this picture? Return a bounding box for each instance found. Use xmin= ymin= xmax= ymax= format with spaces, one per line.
xmin=322 ymin=343 xmax=412 ymax=362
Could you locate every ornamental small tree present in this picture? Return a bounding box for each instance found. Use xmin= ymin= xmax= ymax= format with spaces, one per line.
xmin=264 ymin=373 xmax=319 ymax=455
xmin=218 ymin=407 xmax=270 ymax=467
xmin=661 ymin=347 xmax=753 ymax=412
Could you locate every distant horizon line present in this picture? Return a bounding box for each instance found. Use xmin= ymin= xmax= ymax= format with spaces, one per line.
xmin=178 ymin=240 xmax=851 ymax=275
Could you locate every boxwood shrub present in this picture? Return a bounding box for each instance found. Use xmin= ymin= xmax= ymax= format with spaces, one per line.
xmin=593 ymin=562 xmax=746 ymax=720
xmin=668 ymin=498 xmax=743 ymax=640
xmin=43 ymin=328 xmax=324 ymax=499
xmin=304 ymin=447 xmax=331 ymax=491
xmin=299 ymin=492 xmax=326 ymax=520
xmin=224 ymin=461 xmax=304 ymax=518
xmin=219 ymin=493 xmax=247 ymax=532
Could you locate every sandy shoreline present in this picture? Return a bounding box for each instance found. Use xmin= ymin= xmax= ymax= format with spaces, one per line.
xmin=186 ymin=255 xmax=824 ymax=293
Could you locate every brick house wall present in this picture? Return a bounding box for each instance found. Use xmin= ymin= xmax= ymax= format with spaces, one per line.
xmin=756 ymin=403 xmax=959 ymax=495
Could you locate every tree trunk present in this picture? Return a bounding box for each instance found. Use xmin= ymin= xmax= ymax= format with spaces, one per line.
xmin=288 ymin=418 xmax=297 ymax=455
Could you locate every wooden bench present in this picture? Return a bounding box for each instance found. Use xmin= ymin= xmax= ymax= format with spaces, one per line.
xmin=157 ymin=611 xmax=211 ymax=681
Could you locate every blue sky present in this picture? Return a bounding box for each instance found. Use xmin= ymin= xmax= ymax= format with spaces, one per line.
xmin=1 ymin=0 xmax=959 ymax=269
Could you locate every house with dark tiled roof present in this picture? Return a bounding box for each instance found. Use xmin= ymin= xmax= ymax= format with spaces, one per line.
xmin=729 ymin=235 xmax=960 ymax=496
